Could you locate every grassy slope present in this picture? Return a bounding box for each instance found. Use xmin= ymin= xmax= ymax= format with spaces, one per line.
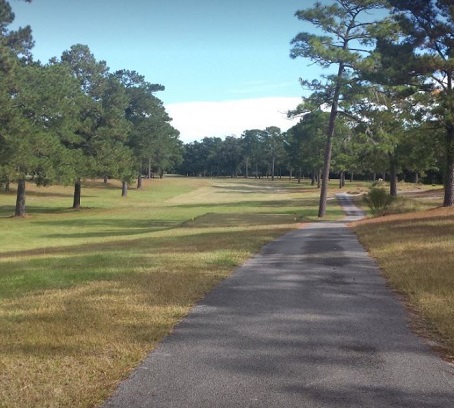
xmin=0 ymin=177 xmax=342 ymax=408
xmin=352 ymin=188 xmax=454 ymax=361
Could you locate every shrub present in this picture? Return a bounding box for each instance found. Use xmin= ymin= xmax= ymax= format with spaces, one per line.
xmin=364 ymin=186 xmax=394 ymax=216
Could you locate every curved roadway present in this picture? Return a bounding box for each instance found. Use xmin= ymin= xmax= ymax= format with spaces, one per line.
xmin=103 ymin=194 xmax=454 ymax=408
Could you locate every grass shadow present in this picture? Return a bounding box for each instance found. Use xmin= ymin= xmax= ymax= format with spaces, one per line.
xmin=31 ymin=218 xmax=183 ymax=239
xmin=212 ymin=182 xmax=319 ymax=194
xmin=168 ymin=197 xmax=320 ymax=210
xmin=0 ymin=225 xmax=296 ymax=299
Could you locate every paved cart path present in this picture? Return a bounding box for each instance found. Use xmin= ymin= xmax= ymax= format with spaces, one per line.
xmin=103 ymin=194 xmax=454 ymax=408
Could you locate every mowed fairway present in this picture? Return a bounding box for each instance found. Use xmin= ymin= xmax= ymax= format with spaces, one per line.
xmin=0 ymin=177 xmax=341 ymax=408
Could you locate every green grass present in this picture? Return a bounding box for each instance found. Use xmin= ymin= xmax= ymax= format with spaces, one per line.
xmin=0 ymin=176 xmax=346 ymax=408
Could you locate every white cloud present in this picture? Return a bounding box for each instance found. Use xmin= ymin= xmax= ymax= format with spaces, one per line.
xmin=166 ymin=97 xmax=302 ymax=143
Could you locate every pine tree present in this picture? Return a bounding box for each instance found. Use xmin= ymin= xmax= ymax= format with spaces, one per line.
xmin=290 ymin=0 xmax=392 ymax=217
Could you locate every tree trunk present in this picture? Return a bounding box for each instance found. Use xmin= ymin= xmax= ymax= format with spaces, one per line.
xmin=443 ymin=124 xmax=454 ymax=206
xmin=318 ymin=63 xmax=343 ymax=217
xmin=339 ymin=171 xmax=345 ymax=188
xmin=73 ymin=178 xmax=81 ymax=209
xmin=317 ymin=168 xmax=322 ymax=189
xmin=271 ymin=156 xmax=275 ymax=181
xmin=148 ymin=158 xmax=152 ymax=179
xmin=5 ymin=180 xmax=10 ymax=192
xmin=350 ymin=172 xmax=354 ymax=182
xmin=137 ymin=174 xmax=143 ymax=189
xmin=121 ymin=181 xmax=128 ymax=197
xmin=298 ymin=168 xmax=302 ymax=184
xmin=311 ymin=170 xmax=316 ymax=186
xmin=414 ymin=171 xmax=419 ymax=184
xmin=390 ymin=161 xmax=398 ymax=197
xmin=103 ymin=176 xmax=108 ymax=184
xmin=159 ymin=169 xmax=164 ymax=179
xmin=245 ymin=157 xmax=249 ymax=178
xmin=15 ymin=178 xmax=26 ymax=217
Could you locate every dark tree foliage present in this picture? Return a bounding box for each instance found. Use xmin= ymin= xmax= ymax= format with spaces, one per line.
xmin=1 ymin=1 xmax=183 ymax=214
xmin=115 ymin=69 xmax=181 ymax=181
xmin=383 ymin=0 xmax=454 ymax=206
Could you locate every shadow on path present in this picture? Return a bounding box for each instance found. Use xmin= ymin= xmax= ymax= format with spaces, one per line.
xmin=103 ymin=195 xmax=454 ymax=408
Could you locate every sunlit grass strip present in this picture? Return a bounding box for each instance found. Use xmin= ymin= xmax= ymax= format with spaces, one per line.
xmin=352 ymin=207 xmax=454 ymax=360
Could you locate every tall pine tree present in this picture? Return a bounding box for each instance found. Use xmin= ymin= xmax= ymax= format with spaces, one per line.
xmin=290 ymin=0 xmax=393 ymax=217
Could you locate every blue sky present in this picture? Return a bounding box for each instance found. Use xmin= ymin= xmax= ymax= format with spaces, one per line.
xmin=10 ymin=0 xmax=316 ymax=142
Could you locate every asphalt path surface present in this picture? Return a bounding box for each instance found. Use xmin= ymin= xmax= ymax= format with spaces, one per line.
xmin=103 ymin=194 xmax=454 ymax=408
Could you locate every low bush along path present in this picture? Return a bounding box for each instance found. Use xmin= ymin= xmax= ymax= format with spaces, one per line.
xmin=102 ymin=194 xmax=454 ymax=408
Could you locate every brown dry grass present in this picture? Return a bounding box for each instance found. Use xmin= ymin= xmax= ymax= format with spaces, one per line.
xmin=352 ymin=206 xmax=454 ymax=360
xmin=0 ymin=225 xmax=291 ymax=407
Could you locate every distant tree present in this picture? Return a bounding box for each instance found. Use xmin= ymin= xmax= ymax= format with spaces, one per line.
xmin=240 ymin=129 xmax=265 ymax=178
xmin=295 ymin=112 xmax=332 ymax=186
xmin=290 ymin=0 xmax=393 ymax=217
xmin=204 ymin=137 xmax=224 ymax=176
xmin=283 ymin=123 xmax=306 ymax=182
xmin=179 ymin=140 xmax=209 ymax=177
xmin=220 ymin=136 xmax=242 ymax=177
xmin=179 ymin=136 xmax=243 ymax=177
xmin=261 ymin=126 xmax=284 ymax=180
xmin=147 ymin=122 xmax=182 ymax=178
xmin=402 ymin=121 xmax=442 ymax=184
xmin=114 ymin=69 xmax=176 ymax=182
xmin=330 ymin=117 xmax=355 ymax=189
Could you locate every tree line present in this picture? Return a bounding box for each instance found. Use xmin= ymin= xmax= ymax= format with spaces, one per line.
xmin=177 ymin=109 xmax=440 ymax=187
xmin=179 ymin=0 xmax=453 ymax=218
xmin=1 ymin=0 xmax=182 ymax=216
